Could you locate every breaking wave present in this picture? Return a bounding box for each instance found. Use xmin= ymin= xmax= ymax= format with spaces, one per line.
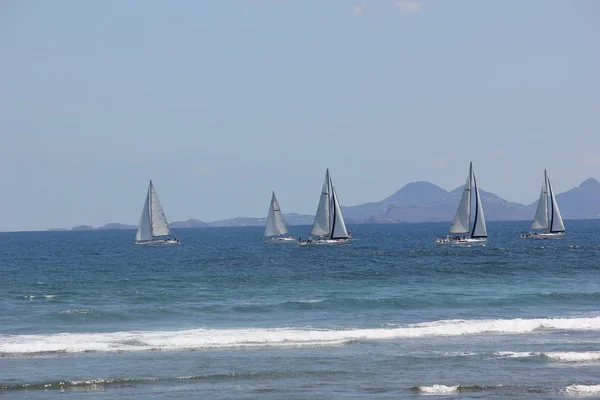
xmin=413 ymin=384 xmax=502 ymax=395
xmin=3 ymin=316 xmax=600 ymax=356
xmin=564 ymin=384 xmax=600 ymax=395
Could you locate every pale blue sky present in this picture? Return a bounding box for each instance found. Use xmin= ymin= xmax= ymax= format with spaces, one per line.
xmin=1 ymin=0 xmax=598 ymax=231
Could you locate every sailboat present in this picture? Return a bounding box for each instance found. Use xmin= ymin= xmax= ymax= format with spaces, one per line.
xmin=134 ymin=180 xmax=180 ymax=245
xmin=264 ymin=191 xmax=295 ymax=242
xmin=299 ymin=169 xmax=350 ymax=246
xmin=521 ymin=170 xmax=566 ymax=239
xmin=436 ymin=162 xmax=488 ymax=246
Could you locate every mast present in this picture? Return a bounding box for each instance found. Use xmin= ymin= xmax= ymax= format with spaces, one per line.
xmin=329 ymin=175 xmax=336 ymax=239
xmin=468 ymin=162 xmax=473 ymax=234
xmin=148 ymin=181 xmax=154 ymax=238
xmin=547 ymin=170 xmax=553 ymax=233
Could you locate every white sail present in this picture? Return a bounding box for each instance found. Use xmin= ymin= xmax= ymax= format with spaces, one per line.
xmin=148 ymin=181 xmax=171 ymax=237
xmin=311 ymin=169 xmax=331 ymax=237
xmin=471 ymin=170 xmax=488 ymax=238
xmin=330 ymin=184 xmax=349 ymax=239
xmin=449 ymin=165 xmax=472 ymax=234
xmin=530 ymin=171 xmax=549 ymax=230
xmin=135 ymin=188 xmax=153 ymax=242
xmin=548 ymin=176 xmax=565 ymax=233
xmin=264 ymin=192 xmax=289 ymax=237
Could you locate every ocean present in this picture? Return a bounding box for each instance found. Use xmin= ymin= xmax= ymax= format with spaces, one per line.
xmin=1 ymin=220 xmax=600 ymax=399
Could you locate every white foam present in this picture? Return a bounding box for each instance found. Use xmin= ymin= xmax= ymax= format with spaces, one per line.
xmin=545 ymin=352 xmax=600 ymax=362
xmin=494 ymin=351 xmax=537 ymax=358
xmin=3 ymin=316 xmax=600 ymax=355
xmin=494 ymin=351 xmax=600 ymax=362
xmin=564 ymin=384 xmax=600 ymax=395
xmin=418 ymin=384 xmax=459 ymax=395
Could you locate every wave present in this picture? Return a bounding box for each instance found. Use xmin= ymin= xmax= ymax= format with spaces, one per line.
xmin=564 ymin=384 xmax=600 ymax=395
xmin=545 ymin=351 xmax=600 ymax=362
xmin=3 ymin=316 xmax=600 ymax=356
xmin=494 ymin=351 xmax=600 ymax=363
xmin=0 ymin=371 xmax=340 ymax=391
xmin=413 ymin=384 xmax=502 ymax=395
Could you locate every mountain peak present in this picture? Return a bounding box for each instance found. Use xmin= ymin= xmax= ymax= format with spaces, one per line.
xmin=386 ymin=181 xmax=447 ymax=203
xmin=579 ymin=178 xmax=600 ymax=191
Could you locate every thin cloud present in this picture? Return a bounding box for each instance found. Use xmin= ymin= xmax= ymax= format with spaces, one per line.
xmin=575 ymin=152 xmax=600 ymax=166
xmin=396 ymin=0 xmax=421 ymax=15
xmin=352 ymin=4 xmax=366 ymax=15
xmin=192 ymin=167 xmax=217 ymax=177
xmin=130 ymin=156 xmax=145 ymax=165
xmin=424 ymin=157 xmax=446 ymax=169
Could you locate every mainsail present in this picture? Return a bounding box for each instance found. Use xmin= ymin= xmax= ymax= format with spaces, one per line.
xmin=264 ymin=191 xmax=289 ymax=237
xmin=548 ymin=175 xmax=565 ymax=233
xmin=449 ymin=164 xmax=472 ymax=235
xmin=471 ymin=170 xmax=488 ymax=238
xmin=311 ymin=170 xmax=332 ymax=237
xmin=135 ymin=180 xmax=172 ymax=242
xmin=135 ymin=189 xmax=153 ymax=242
xmin=530 ymin=171 xmax=549 ymax=230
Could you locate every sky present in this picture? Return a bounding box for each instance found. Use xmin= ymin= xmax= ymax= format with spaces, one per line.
xmin=0 ymin=0 xmax=599 ymax=232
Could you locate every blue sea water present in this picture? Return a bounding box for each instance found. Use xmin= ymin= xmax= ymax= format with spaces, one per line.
xmin=1 ymin=221 xmax=600 ymax=398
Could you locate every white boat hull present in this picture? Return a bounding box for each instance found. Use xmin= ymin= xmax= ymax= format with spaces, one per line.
xmin=265 ymin=237 xmax=296 ymax=243
xmin=298 ymin=238 xmax=349 ymax=246
xmin=435 ymin=237 xmax=487 ymax=247
xmin=135 ymin=238 xmax=180 ymax=246
xmin=521 ymin=232 xmax=566 ymax=240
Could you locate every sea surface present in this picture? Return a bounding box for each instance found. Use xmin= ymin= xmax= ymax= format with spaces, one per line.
xmin=1 ymin=221 xmax=600 ymax=399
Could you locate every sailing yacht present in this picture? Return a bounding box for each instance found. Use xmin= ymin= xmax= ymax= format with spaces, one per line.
xmin=134 ymin=180 xmax=180 ymax=245
xmin=264 ymin=191 xmax=295 ymax=242
xmin=521 ymin=170 xmax=566 ymax=239
xmin=436 ymin=162 xmax=488 ymax=246
xmin=299 ymin=169 xmax=350 ymax=246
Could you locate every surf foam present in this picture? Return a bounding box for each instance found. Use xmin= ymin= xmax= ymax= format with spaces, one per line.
xmin=564 ymin=384 xmax=600 ymax=395
xmin=3 ymin=315 xmax=600 ymax=355
xmin=418 ymin=384 xmax=459 ymax=395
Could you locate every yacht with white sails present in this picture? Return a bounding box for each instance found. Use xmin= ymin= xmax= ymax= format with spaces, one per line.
xmin=299 ymin=169 xmax=349 ymax=246
xmin=436 ymin=162 xmax=488 ymax=246
xmin=134 ymin=180 xmax=180 ymax=245
xmin=264 ymin=191 xmax=295 ymax=242
xmin=521 ymin=170 xmax=566 ymax=239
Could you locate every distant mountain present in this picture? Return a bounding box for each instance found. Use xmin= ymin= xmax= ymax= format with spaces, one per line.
xmin=60 ymin=178 xmax=600 ymax=231
xmin=170 ymin=219 xmax=211 ymax=228
xmin=71 ymin=225 xmax=96 ymax=231
xmin=546 ymin=178 xmax=600 ymax=219
xmin=210 ymin=213 xmax=313 ymax=228
xmin=342 ymin=178 xmax=600 ymax=223
xmin=71 ymin=223 xmax=136 ymax=231
xmin=98 ymin=223 xmax=137 ymax=230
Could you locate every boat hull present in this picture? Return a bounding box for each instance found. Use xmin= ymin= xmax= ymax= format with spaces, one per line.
xmin=435 ymin=237 xmax=487 ymax=247
xmin=135 ymin=239 xmax=180 ymax=246
xmin=521 ymin=232 xmax=566 ymax=240
xmin=264 ymin=237 xmax=296 ymax=243
xmin=298 ymin=238 xmax=349 ymax=246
